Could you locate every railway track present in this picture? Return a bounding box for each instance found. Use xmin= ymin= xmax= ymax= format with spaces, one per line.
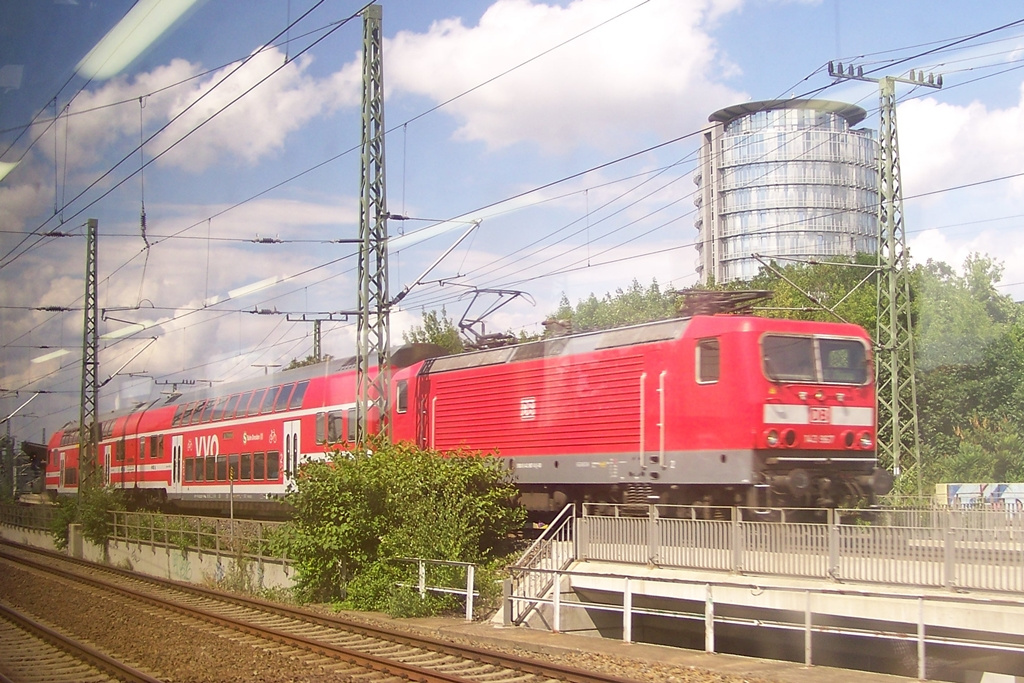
xmin=0 ymin=601 xmax=160 ymax=683
xmin=0 ymin=541 xmax=641 ymax=683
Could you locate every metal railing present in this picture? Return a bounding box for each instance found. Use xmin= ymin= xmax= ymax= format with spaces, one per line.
xmin=504 ymin=565 xmax=1024 ymax=681
xmin=0 ymin=502 xmax=57 ymax=531
xmin=108 ymin=510 xmax=289 ymax=565
xmin=507 ymin=504 xmax=576 ymax=625
xmin=395 ymin=557 xmax=478 ymax=621
xmin=573 ymin=504 xmax=1024 ymax=593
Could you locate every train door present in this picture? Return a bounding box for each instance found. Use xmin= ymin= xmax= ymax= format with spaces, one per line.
xmin=171 ymin=435 xmax=183 ymax=494
xmin=59 ymin=452 xmax=66 ymax=490
xmin=103 ymin=444 xmax=112 ymax=486
xmin=284 ymin=420 xmax=300 ymax=481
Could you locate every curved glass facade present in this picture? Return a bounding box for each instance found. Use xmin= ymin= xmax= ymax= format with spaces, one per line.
xmin=695 ymin=101 xmax=878 ymax=283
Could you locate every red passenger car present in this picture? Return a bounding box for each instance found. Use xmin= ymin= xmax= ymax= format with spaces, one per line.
xmin=45 ymin=314 xmax=890 ymax=513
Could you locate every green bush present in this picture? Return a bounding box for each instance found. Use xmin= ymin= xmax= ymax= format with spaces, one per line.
xmin=48 ymin=487 xmax=126 ymax=548
xmin=281 ymin=437 xmax=525 ymax=613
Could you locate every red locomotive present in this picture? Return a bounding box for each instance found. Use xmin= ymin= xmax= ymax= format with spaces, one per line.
xmin=44 ymin=313 xmax=891 ymax=513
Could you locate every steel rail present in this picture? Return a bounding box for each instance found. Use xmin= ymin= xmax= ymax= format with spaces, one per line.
xmin=1 ymin=541 xmax=642 ymax=683
xmin=0 ymin=602 xmax=162 ymax=683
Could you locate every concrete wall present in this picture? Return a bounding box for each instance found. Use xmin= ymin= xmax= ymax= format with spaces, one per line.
xmin=1 ymin=522 xmax=294 ymax=592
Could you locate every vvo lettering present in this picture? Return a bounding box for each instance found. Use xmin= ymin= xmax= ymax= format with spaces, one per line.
xmin=195 ymin=434 xmax=220 ymax=457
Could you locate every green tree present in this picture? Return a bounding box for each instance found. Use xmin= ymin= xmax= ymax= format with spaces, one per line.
xmin=403 ymin=307 xmax=464 ymax=354
xmin=285 ymin=354 xmax=332 ymax=370
xmin=736 ymin=253 xmax=878 ymax=331
xmin=549 ymin=278 xmax=679 ymax=333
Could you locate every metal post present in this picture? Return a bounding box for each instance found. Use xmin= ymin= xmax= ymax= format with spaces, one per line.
xmin=622 ymin=576 xmax=632 ymax=643
xmin=79 ymin=218 xmax=99 ymax=494
xmin=804 ymin=591 xmax=813 ymax=666
xmin=418 ymin=559 xmax=426 ymax=598
xmin=552 ymin=571 xmax=561 ymax=632
xmin=465 ymin=564 xmax=475 ymax=622
xmin=917 ymin=597 xmax=926 ymax=680
xmin=731 ymin=507 xmax=743 ymax=572
xmin=355 ymin=3 xmax=391 ymax=442
xmin=827 ymin=63 xmax=938 ymax=492
xmin=705 ymin=583 xmax=715 ymax=653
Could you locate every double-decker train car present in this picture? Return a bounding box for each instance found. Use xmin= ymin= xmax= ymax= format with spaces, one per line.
xmin=45 ymin=313 xmax=891 ymax=513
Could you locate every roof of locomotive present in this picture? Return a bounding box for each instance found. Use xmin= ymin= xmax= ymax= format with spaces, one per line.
xmin=422 ymin=314 xmax=870 ymax=375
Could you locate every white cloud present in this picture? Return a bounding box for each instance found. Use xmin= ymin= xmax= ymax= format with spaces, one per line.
xmin=385 ymin=0 xmax=747 ymax=152
xmin=898 ymin=82 xmax=1024 ymax=198
xmin=899 ymin=78 xmax=1024 ymax=301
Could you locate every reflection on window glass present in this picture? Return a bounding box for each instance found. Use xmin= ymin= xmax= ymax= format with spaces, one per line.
xmin=761 ymin=335 xmax=867 ymax=385
xmin=274 ymin=384 xmax=293 ymax=411
xmin=820 ymin=338 xmax=868 ymax=384
xmin=289 ymin=380 xmax=309 ymax=409
xmin=762 ymin=335 xmax=816 ymax=382
xmin=267 ymin=451 xmax=280 ymax=480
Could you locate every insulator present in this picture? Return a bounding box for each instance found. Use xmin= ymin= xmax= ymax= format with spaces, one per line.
xmin=928 ymin=73 xmax=934 ymax=85
xmin=937 ymin=74 xmax=943 ymax=87
xmin=828 ymin=60 xmax=834 ymax=75
xmin=857 ymin=66 xmax=863 ymax=77
xmin=835 ymin=61 xmax=843 ymax=76
xmin=847 ymin=64 xmax=855 ymax=76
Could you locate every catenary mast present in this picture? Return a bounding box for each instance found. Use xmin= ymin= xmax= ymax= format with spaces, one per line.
xmin=355 ymin=4 xmax=390 ymax=442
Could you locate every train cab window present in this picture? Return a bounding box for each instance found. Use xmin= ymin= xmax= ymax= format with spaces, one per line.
xmin=253 ymin=452 xmax=266 ymax=481
xmin=762 ymin=335 xmax=816 ymax=382
xmin=819 ymin=338 xmax=868 ymax=384
xmin=274 ymin=383 xmax=294 ymax=412
xmin=216 ymin=455 xmax=227 ymax=482
xmin=396 ymin=380 xmax=408 ymax=414
xmin=260 ymin=387 xmax=280 ymax=414
xmin=184 ymin=458 xmax=194 ymax=482
xmin=241 ymin=453 xmax=252 ymax=480
xmin=267 ymin=451 xmax=280 ymax=480
xmin=228 ymin=454 xmax=239 ymax=481
xmin=205 ymin=456 xmax=216 ymax=482
xmin=246 ymin=390 xmax=265 ymax=417
xmin=696 ymin=338 xmax=720 ymax=384
xmin=288 ymin=381 xmax=309 ymax=409
xmin=347 ymin=408 xmax=357 ymax=442
xmin=223 ymin=394 xmax=241 ymax=420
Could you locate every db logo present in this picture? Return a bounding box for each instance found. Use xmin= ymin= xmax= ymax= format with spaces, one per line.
xmin=809 ymin=406 xmax=831 ymax=424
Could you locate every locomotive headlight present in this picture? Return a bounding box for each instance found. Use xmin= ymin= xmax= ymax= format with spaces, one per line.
xmin=766 ymin=430 xmax=779 ymax=447
xmin=859 ymin=431 xmax=873 ymax=449
xmin=814 ymin=390 xmax=824 ymax=401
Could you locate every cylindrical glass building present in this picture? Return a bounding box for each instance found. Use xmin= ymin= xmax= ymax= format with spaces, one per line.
xmin=694 ymin=99 xmax=878 ymax=283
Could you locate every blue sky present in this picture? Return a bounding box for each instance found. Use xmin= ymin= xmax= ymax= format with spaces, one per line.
xmin=2 ymin=0 xmax=1023 ymax=442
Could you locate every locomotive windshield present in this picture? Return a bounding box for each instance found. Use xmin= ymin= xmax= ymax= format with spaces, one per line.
xmin=761 ymin=335 xmax=868 ymax=385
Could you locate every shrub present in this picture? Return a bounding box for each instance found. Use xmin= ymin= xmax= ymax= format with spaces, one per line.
xmin=281 ymin=437 xmax=525 ymax=613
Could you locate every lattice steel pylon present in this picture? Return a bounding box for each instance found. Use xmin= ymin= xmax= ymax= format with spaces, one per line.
xmin=829 ymin=63 xmax=941 ymax=493
xmin=79 ymin=218 xmax=99 ymax=493
xmin=355 ymin=4 xmax=390 ymax=442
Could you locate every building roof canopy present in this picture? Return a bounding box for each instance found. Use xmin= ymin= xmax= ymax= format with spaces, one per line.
xmin=709 ymin=99 xmax=867 ymax=127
